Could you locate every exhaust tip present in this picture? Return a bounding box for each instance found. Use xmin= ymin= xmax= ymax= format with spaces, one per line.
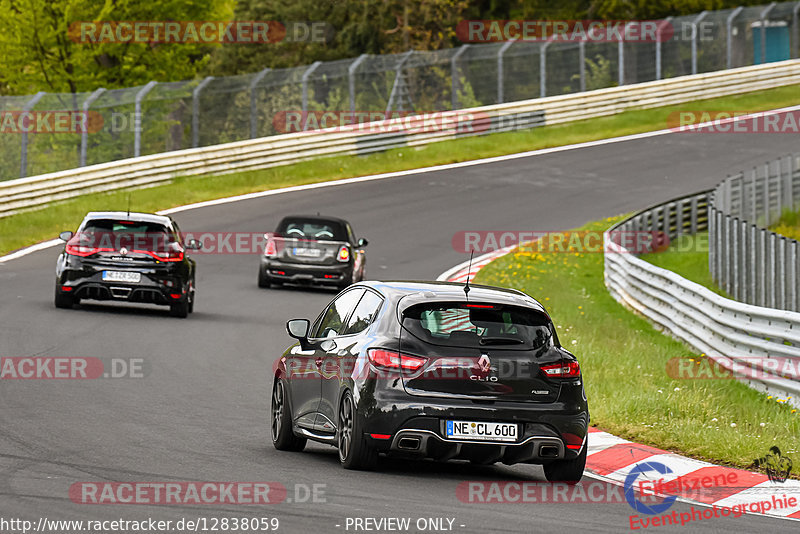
xmin=397 ymin=436 xmax=421 ymax=450
xmin=539 ymin=445 xmax=559 ymax=458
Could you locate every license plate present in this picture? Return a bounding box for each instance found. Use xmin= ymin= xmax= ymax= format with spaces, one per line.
xmin=445 ymin=420 xmax=518 ymax=442
xmin=102 ymin=271 xmax=141 ymax=283
xmin=293 ymin=247 xmax=321 ymax=258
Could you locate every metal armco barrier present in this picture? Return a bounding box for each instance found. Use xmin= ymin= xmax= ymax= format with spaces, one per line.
xmin=604 ymin=192 xmax=800 ymax=406
xmin=709 ymin=153 xmax=800 ymax=311
xmin=2 ymin=59 xmax=800 ymax=218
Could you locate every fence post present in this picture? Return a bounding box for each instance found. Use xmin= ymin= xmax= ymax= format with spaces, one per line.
xmin=790 ymin=153 xmax=797 ymax=209
xmin=740 ymin=220 xmax=748 ymax=303
xmin=794 ymin=2 xmax=800 ymax=59
xmin=578 ymin=38 xmax=586 ymax=91
xmin=767 ymin=232 xmax=776 ymax=308
xmin=191 ymin=77 xmax=214 ymax=148
xmin=750 ymin=224 xmax=757 ymax=304
xmin=759 ymin=3 xmax=778 ymax=64
xmin=249 ymin=69 xmax=271 ymax=139
xmin=691 ymin=11 xmax=709 ymax=75
xmin=539 ymin=39 xmax=553 ymax=98
xmin=776 ymin=156 xmax=784 ymax=214
xmin=778 ymin=236 xmax=786 ymax=310
xmin=80 ymin=88 xmax=106 ymax=167
xmin=348 ymin=54 xmax=368 ymax=115
xmin=764 ymin=162 xmax=771 ymax=227
xmin=618 ymin=23 xmax=625 ymax=85
xmin=19 ymin=91 xmax=45 ymax=178
xmin=732 ymin=217 xmax=739 ymax=300
xmin=751 ymin=167 xmax=758 ymax=222
xmin=724 ymin=215 xmax=732 ymax=295
xmin=497 ymin=39 xmax=516 ymax=103
xmin=134 ymin=81 xmax=158 ymax=157
xmin=726 ymin=7 xmax=744 ymax=69
xmin=450 ymin=46 xmax=469 ymax=110
xmin=655 ymin=17 xmax=673 ymax=80
xmin=758 ymin=228 xmax=766 ymax=307
xmin=792 ymin=240 xmax=799 ymax=311
xmin=301 ymin=61 xmax=323 ymax=130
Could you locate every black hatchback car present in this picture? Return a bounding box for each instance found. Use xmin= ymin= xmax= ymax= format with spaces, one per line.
xmin=258 ymin=215 xmax=367 ymax=290
xmin=55 ymin=212 xmax=200 ymax=318
xmin=271 ymin=281 xmax=589 ymax=480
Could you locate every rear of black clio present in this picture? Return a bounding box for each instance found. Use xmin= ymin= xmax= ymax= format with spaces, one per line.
xmin=54 ymin=212 xmax=200 ymax=318
xmin=272 ymin=281 xmax=589 ymax=481
xmin=258 ymin=215 xmax=367 ymax=290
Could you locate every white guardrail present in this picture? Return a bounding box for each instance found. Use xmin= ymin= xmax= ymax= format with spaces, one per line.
xmin=604 ymin=192 xmax=800 ymax=407
xmin=2 ymin=59 xmax=800 ymax=217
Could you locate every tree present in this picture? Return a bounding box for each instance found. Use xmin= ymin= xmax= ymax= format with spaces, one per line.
xmin=0 ymin=0 xmax=234 ymax=95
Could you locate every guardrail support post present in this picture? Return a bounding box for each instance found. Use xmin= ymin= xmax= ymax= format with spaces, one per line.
xmin=768 ymin=232 xmax=776 ymax=308
xmin=134 ymin=81 xmax=158 ymax=157
xmin=450 ymin=46 xmax=469 ymax=110
xmin=249 ymin=69 xmax=271 ymax=139
xmin=791 ymin=240 xmax=798 ymax=311
xmin=19 ymin=91 xmax=45 ymax=178
xmin=348 ymin=54 xmax=368 ymax=115
xmin=691 ymin=11 xmax=709 ymax=75
xmin=497 ymin=39 xmax=516 ymax=103
xmin=764 ymin=162 xmax=771 ymax=227
xmin=750 ymin=224 xmax=757 ymax=304
xmin=301 ymin=61 xmax=323 ymax=130
xmin=618 ymin=23 xmax=627 ymax=86
xmin=759 ymin=3 xmax=778 ymax=64
xmin=191 ymin=77 xmax=213 ymax=148
xmin=732 ymin=217 xmax=739 ymax=300
xmin=655 ymin=17 xmax=673 ymax=80
xmin=80 ymin=88 xmax=106 ymax=167
xmin=778 ymin=237 xmax=786 ymax=310
xmin=726 ymin=7 xmax=744 ymax=69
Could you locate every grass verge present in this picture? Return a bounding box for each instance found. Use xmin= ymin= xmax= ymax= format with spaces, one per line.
xmin=770 ymin=208 xmax=800 ymax=241
xmin=639 ymin=232 xmax=729 ymax=297
xmin=473 ymin=216 xmax=799 ymax=474
xmin=3 ymin=84 xmax=800 ymax=256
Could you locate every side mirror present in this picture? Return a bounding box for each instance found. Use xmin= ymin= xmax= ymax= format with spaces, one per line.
xmin=357 ymin=238 xmax=368 ymax=248
xmin=286 ymin=319 xmax=312 ymax=349
xmin=186 ymin=238 xmax=202 ymax=250
xmin=59 ymin=231 xmax=73 ymax=242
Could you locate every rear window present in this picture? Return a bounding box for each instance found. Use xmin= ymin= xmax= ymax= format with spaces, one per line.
xmin=78 ymin=219 xmax=175 ymax=251
xmin=276 ymin=218 xmax=346 ymax=241
xmin=402 ymin=302 xmax=554 ymax=349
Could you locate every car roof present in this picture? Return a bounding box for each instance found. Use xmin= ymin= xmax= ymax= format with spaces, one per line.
xmin=82 ymin=211 xmax=174 ymax=226
xmin=357 ymin=280 xmax=546 ymax=313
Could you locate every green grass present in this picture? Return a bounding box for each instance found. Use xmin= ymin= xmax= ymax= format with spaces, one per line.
xmin=473 ymin=217 xmax=799 ymax=475
xmin=639 ymin=233 xmax=730 ymax=297
xmin=770 ymin=207 xmax=800 ymax=241
xmin=3 ymin=83 xmax=800 ymax=256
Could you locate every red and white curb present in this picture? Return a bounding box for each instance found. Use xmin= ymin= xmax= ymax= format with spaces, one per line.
xmin=438 ymin=251 xmax=800 ymax=522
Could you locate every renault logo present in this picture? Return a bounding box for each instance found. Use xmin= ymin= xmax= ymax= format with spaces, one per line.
xmin=477 ymin=354 xmax=491 ymax=373
xmin=120 ymin=247 xmax=128 ymax=256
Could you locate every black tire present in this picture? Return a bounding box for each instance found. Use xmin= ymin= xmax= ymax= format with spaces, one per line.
xmin=170 ymin=298 xmax=189 ymax=318
xmin=543 ymin=439 xmax=587 ymax=484
xmin=258 ymin=267 xmax=271 ymax=288
xmin=337 ymin=390 xmax=377 ymax=470
xmin=54 ymin=286 xmax=74 ymax=309
xmin=271 ymin=378 xmax=306 ymax=451
xmin=187 ymin=290 xmax=195 ymax=313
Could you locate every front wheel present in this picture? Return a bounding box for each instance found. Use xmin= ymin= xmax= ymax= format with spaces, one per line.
xmin=258 ymin=267 xmax=271 ymax=288
xmin=271 ymin=378 xmax=306 ymax=451
xmin=543 ymin=439 xmax=587 ymax=484
xmin=338 ymin=391 xmax=376 ymax=470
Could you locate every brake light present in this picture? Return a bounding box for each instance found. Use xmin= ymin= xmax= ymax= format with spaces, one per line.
xmin=368 ymin=349 xmax=427 ymax=372
xmin=464 ymin=304 xmax=495 ymax=309
xmin=337 ymin=245 xmax=350 ymax=262
xmin=65 ymin=244 xmax=101 ymax=257
xmin=149 ymin=249 xmax=184 ymax=262
xmin=265 ymin=239 xmax=277 ymax=257
xmin=562 ymin=433 xmax=585 ymax=451
xmin=541 ymin=360 xmax=581 ymax=378
xmin=370 ymin=434 xmax=392 ymax=440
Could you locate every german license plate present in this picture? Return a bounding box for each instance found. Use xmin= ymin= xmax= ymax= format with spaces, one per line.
xmin=102 ymin=271 xmax=141 ymax=283
xmin=445 ymin=420 xmax=518 ymax=442
xmin=293 ymin=247 xmax=321 ymax=258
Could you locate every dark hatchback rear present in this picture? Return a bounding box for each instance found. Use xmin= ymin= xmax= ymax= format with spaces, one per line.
xmin=258 ymin=215 xmax=367 ymax=290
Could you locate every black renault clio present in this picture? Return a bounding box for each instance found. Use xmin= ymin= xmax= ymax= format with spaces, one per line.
xmin=55 ymin=212 xmax=200 ymax=318
xmin=271 ymin=281 xmax=589 ymax=480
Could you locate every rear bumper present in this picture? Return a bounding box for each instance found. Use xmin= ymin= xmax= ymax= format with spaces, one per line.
xmin=260 ymin=258 xmax=352 ymax=285
xmin=57 ymin=268 xmax=188 ymax=306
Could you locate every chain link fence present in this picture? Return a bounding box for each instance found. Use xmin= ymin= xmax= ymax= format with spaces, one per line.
xmin=2 ymin=1 xmax=799 ymax=181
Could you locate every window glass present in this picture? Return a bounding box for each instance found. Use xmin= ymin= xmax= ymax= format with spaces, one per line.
xmin=276 ymin=218 xmax=346 ymax=241
xmin=311 ymin=289 xmax=365 ymax=338
xmin=343 ymin=291 xmax=383 ymax=335
xmin=402 ymin=302 xmax=553 ymax=349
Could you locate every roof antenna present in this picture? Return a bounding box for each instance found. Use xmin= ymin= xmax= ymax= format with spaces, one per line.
xmin=463 ymin=250 xmax=474 ymax=299
xmin=127 ymin=194 xmax=131 ymax=217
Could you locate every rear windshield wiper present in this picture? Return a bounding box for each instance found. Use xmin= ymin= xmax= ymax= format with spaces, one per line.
xmin=479 ymin=337 xmax=525 ymax=345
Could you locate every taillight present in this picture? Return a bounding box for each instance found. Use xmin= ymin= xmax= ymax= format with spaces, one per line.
xmin=368 ymin=349 xmax=427 ymax=372
xmin=65 ymin=244 xmax=100 ymax=257
xmin=541 ymin=360 xmax=581 ymax=378
xmin=265 ymin=239 xmax=277 ymax=257
xmin=150 ymin=249 xmax=184 ymax=262
xmin=337 ymin=245 xmax=350 ymax=262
